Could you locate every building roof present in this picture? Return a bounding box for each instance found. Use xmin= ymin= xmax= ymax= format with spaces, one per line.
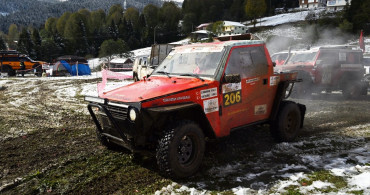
xmin=196 ymin=23 xmax=211 ymax=29
xmin=110 ymin=58 xmax=132 ymax=64
xmin=191 ymin=30 xmax=213 ymax=34
xmin=223 ymin=21 xmax=246 ymax=27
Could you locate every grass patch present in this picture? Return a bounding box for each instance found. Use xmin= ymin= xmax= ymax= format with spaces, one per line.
xmin=299 ymin=170 xmax=347 ymax=192
xmin=16 ymin=150 xmax=171 ymax=194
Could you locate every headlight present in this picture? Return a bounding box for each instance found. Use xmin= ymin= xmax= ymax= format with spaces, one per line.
xmin=128 ymin=108 xmax=138 ymax=121
xmin=85 ymin=96 xmax=105 ymax=104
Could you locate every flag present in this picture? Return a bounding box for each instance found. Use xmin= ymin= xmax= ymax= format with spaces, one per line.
xmin=359 ymin=30 xmax=365 ymax=52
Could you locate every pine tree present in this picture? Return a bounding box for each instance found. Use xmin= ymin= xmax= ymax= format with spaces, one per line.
xmin=18 ymin=28 xmax=36 ymax=58
xmin=0 ymin=36 xmax=6 ymax=50
xmin=99 ymin=39 xmax=130 ymax=60
xmin=245 ymin=0 xmax=267 ymax=28
xmin=8 ymin=24 xmax=19 ymax=50
xmin=32 ymin=29 xmax=42 ymax=59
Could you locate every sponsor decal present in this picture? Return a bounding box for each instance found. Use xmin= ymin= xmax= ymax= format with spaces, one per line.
xmin=270 ymin=76 xmax=280 ymax=86
xmin=227 ymin=108 xmax=248 ymax=116
xmin=222 ymin=82 xmax=242 ymax=94
xmin=203 ymin=98 xmax=219 ymax=114
xmin=246 ymin=77 xmax=260 ymax=84
xmin=201 ymin=87 xmax=217 ymax=99
xmin=254 ymin=104 xmax=267 ymax=115
xmin=163 ymin=96 xmax=190 ymax=102
xmin=108 ymin=94 xmax=130 ymax=101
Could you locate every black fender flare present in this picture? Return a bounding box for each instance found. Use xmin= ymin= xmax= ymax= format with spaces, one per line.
xmin=145 ymin=102 xmax=216 ymax=139
xmin=269 ymin=81 xmax=306 ymax=128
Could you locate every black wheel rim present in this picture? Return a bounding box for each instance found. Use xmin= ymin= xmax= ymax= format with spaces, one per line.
xmin=177 ymin=135 xmax=194 ymax=164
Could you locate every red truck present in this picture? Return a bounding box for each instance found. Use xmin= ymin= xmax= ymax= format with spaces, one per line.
xmin=85 ymin=40 xmax=306 ymax=178
xmin=275 ymin=46 xmax=368 ymax=98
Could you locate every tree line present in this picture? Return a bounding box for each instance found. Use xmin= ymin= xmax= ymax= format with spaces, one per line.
xmin=0 ymin=0 xmax=368 ymax=62
xmin=0 ymin=2 xmax=182 ymax=62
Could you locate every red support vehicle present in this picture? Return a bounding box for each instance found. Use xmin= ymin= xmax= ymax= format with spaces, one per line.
xmin=85 ymin=40 xmax=306 ymax=178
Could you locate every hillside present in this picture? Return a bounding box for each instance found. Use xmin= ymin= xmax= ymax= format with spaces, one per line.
xmin=0 ymin=0 xmax=182 ymax=32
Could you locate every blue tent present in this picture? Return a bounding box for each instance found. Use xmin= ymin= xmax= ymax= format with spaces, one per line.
xmin=60 ymin=60 xmax=91 ymax=76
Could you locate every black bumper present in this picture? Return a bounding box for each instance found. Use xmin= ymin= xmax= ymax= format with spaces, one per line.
xmin=87 ymin=102 xmax=138 ymax=151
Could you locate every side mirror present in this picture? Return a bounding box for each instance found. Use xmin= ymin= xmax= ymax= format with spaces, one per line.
xmin=224 ymin=74 xmax=241 ymax=83
xmin=272 ymin=62 xmax=276 ymax=67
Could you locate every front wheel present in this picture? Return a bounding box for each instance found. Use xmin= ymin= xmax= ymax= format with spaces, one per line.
xmin=270 ymin=101 xmax=302 ymax=142
xmin=291 ymin=73 xmax=312 ymax=98
xmin=156 ymin=121 xmax=205 ymax=178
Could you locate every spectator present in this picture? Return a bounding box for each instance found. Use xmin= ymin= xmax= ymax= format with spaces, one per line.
xmin=20 ymin=60 xmax=26 ymax=77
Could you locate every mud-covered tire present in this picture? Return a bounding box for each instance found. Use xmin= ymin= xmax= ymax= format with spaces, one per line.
xmin=1 ymin=65 xmax=16 ymax=76
xmin=291 ymin=73 xmax=312 ymax=98
xmin=270 ymin=101 xmax=302 ymax=142
xmin=156 ymin=120 xmax=205 ymax=178
xmin=342 ymin=82 xmax=362 ymax=99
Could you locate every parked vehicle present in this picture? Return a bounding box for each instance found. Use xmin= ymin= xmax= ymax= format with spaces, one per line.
xmin=0 ymin=50 xmax=44 ymax=76
xmin=132 ymin=44 xmax=180 ymax=81
xmin=132 ymin=55 xmax=149 ymax=82
xmin=271 ymin=51 xmax=289 ymax=66
xmin=85 ymin=40 xmax=306 ymax=178
xmin=276 ymin=46 xmax=368 ymax=98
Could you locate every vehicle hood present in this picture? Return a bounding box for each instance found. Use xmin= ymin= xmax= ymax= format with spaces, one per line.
xmin=100 ymin=76 xmax=212 ymax=102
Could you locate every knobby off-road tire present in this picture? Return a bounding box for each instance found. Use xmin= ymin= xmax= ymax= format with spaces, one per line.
xmin=291 ymin=73 xmax=312 ymax=98
xmin=342 ymin=82 xmax=362 ymax=99
xmin=156 ymin=120 xmax=205 ymax=178
xmin=270 ymin=101 xmax=302 ymax=142
xmin=1 ymin=65 xmax=16 ymax=76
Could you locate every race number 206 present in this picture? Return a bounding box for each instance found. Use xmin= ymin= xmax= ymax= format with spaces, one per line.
xmin=223 ymin=90 xmax=241 ymax=107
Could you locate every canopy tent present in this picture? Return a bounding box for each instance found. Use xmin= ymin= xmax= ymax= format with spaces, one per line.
xmin=53 ymin=55 xmax=91 ymax=76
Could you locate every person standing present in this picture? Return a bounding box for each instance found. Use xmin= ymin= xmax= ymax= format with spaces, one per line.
xmin=20 ymin=60 xmax=26 ymax=77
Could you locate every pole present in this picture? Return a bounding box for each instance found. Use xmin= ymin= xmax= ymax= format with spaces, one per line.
xmin=76 ymin=61 xmax=79 ymax=76
xmin=1 ymin=54 xmax=3 ymax=76
xmin=154 ymin=26 xmax=156 ymax=44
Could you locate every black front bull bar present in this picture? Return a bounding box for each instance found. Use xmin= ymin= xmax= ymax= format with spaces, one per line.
xmin=87 ymin=103 xmax=134 ymax=150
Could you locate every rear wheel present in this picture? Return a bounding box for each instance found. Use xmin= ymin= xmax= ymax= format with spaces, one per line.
xmin=270 ymin=101 xmax=301 ymax=142
xmin=1 ymin=65 xmax=15 ymax=76
xmin=156 ymin=120 xmax=205 ymax=178
xmin=342 ymin=82 xmax=362 ymax=99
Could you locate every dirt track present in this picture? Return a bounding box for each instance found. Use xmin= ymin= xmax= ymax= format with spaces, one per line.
xmin=0 ymin=77 xmax=369 ymax=194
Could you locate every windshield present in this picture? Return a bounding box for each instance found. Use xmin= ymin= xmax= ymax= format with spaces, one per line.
xmin=152 ymin=47 xmax=224 ymax=78
xmin=286 ymin=52 xmax=317 ymax=64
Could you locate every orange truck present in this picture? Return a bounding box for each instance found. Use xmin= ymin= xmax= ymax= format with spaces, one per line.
xmin=0 ymin=50 xmax=44 ymax=76
xmin=85 ymin=40 xmax=306 ymax=178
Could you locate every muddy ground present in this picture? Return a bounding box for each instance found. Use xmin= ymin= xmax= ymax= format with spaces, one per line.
xmin=0 ymin=77 xmax=369 ymax=194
